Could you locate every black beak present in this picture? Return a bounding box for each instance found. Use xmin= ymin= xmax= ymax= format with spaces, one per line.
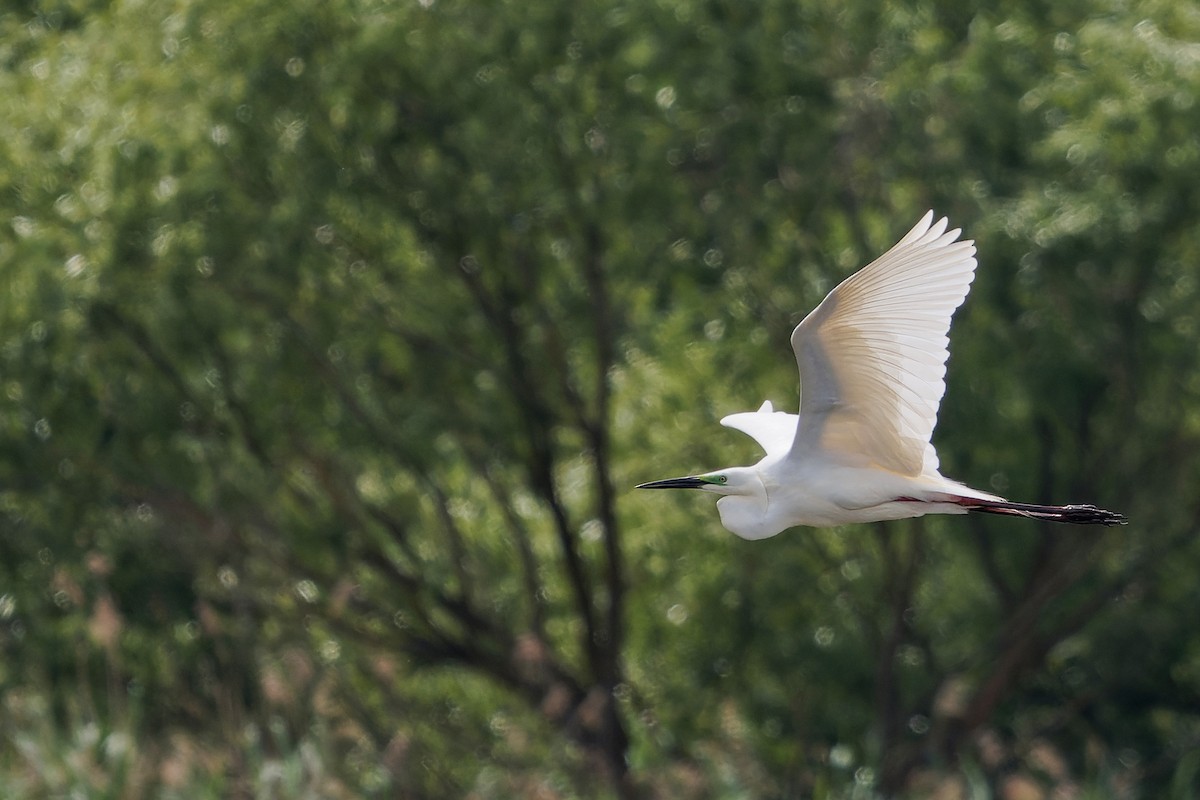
xmin=636 ymin=476 xmax=707 ymax=490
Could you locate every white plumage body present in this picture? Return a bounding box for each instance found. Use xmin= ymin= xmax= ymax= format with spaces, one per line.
xmin=714 ymin=400 xmax=999 ymax=539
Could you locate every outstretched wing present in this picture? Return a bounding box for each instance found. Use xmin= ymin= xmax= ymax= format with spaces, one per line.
xmin=788 ymin=211 xmax=977 ymax=476
xmin=720 ymin=400 xmax=798 ymax=459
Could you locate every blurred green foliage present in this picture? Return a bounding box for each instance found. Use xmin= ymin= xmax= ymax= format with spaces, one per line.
xmin=1 ymin=0 xmax=1198 ymax=796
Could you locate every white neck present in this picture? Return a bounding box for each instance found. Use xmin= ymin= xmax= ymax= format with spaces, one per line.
xmin=714 ymin=473 xmax=777 ymax=539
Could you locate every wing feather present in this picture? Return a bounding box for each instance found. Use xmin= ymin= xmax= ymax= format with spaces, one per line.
xmin=788 ymin=211 xmax=976 ymax=475
xmin=720 ymin=400 xmax=799 ymax=459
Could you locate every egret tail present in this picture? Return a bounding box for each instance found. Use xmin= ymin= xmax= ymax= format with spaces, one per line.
xmin=958 ymin=498 xmax=1125 ymax=526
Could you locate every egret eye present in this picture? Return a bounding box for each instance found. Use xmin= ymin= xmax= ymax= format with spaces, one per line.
xmin=718 ymin=475 xmax=727 ymax=484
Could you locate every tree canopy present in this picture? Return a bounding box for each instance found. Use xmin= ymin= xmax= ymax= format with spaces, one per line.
xmin=1 ymin=0 xmax=1198 ymax=796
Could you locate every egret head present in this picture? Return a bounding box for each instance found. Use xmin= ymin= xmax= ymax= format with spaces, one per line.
xmin=638 ymin=466 xmax=774 ymax=539
xmin=636 ymin=467 xmax=756 ymax=496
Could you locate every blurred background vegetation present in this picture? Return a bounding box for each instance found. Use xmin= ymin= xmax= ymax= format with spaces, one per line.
xmin=0 ymin=0 xmax=1198 ymax=797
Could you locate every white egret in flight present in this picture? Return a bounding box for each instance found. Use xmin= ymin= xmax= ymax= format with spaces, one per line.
xmin=637 ymin=212 xmax=1126 ymax=539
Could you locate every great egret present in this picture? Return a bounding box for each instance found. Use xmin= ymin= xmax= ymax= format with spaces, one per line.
xmin=637 ymin=212 xmax=1126 ymax=540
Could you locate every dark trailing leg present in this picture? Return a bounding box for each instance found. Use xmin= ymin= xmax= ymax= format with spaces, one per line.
xmin=962 ymin=499 xmax=1126 ymax=526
